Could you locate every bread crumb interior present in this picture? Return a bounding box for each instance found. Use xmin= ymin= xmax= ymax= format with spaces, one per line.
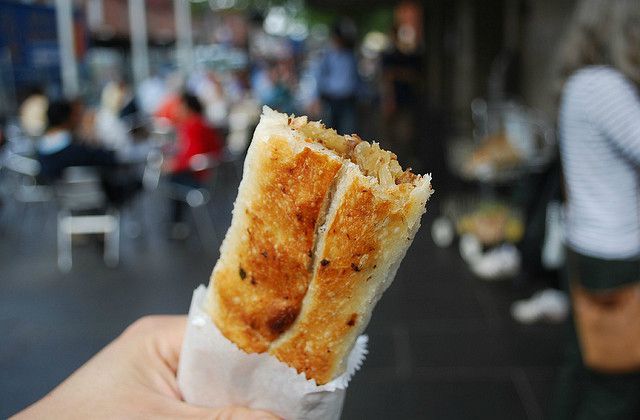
xmin=290 ymin=117 xmax=419 ymax=189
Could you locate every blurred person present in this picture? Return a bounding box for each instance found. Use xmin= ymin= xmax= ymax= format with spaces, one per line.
xmin=11 ymin=316 xmax=277 ymax=419
xmin=510 ymin=159 xmax=568 ymax=325
xmin=189 ymin=69 xmax=229 ymax=129
xmin=226 ymin=70 xmax=260 ymax=155
xmin=552 ymin=0 xmax=640 ymax=419
xmin=252 ymin=61 xmax=275 ymax=105
xmin=38 ymin=100 xmax=116 ymax=181
xmin=315 ymin=20 xmax=360 ymax=135
xmin=95 ymin=81 xmax=151 ymax=163
xmin=137 ymin=72 xmax=167 ymax=116
xmin=38 ymin=100 xmax=141 ymax=207
xmin=18 ymin=86 xmax=48 ymax=138
xmin=155 ymin=94 xmax=184 ymax=127
xmin=298 ymin=54 xmax=324 ymax=120
xmin=154 ymin=71 xmax=186 ymax=128
xmin=76 ymin=105 xmax=98 ymax=145
xmin=117 ymin=80 xmax=139 ymax=121
xmin=487 ymin=48 xmax=522 ymax=103
xmin=381 ymin=25 xmax=422 ymax=163
xmin=164 ymin=93 xmax=222 ymax=238
xmin=260 ymin=59 xmax=296 ymax=115
xmin=94 ymin=81 xmax=134 ymax=152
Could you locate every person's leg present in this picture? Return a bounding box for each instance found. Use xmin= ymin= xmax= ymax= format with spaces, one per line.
xmin=552 ymin=253 xmax=640 ymax=420
xmin=551 ymin=255 xmax=585 ymax=420
xmin=337 ymin=98 xmax=357 ymax=135
xmin=550 ymin=321 xmax=640 ymax=420
xmin=576 ymin=369 xmax=640 ymax=419
xmin=100 ymin=167 xmax=143 ymax=208
xmin=320 ymin=97 xmax=335 ymax=129
xmin=168 ymin=171 xmax=200 ymax=225
xmin=551 ymin=315 xmax=586 ymax=420
xmin=171 ymin=197 xmax=184 ymax=224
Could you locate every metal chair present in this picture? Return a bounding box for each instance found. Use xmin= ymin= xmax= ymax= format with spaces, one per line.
xmin=2 ymin=152 xmax=53 ymax=203
xmin=142 ymin=149 xmax=164 ymax=191
xmin=55 ymin=166 xmax=120 ymax=272
xmin=0 ymin=152 xmax=54 ymax=234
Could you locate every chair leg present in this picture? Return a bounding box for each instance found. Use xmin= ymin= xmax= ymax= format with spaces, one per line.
xmin=123 ymin=199 xmax=142 ymax=239
xmin=104 ymin=212 xmax=120 ymax=267
xmin=57 ymin=214 xmax=72 ymax=273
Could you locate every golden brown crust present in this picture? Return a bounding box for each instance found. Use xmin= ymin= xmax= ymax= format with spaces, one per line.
xmin=209 ymin=107 xmax=432 ymax=384
xmin=269 ymin=175 xmax=425 ymax=384
xmin=211 ymin=136 xmax=343 ymax=353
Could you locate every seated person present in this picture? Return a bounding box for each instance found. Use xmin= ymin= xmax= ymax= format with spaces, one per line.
xmin=94 ymin=82 xmax=150 ymax=163
xmin=154 ymin=94 xmax=182 ymax=130
xmin=19 ymin=86 xmax=48 ymax=138
xmin=94 ymin=81 xmax=135 ymax=153
xmin=164 ymin=93 xmax=222 ymax=236
xmin=38 ymin=100 xmax=141 ymax=207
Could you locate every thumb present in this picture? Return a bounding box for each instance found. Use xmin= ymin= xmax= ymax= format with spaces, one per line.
xmin=191 ymin=405 xmax=280 ymax=420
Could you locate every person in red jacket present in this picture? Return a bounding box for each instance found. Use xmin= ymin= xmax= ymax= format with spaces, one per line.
xmin=164 ymin=93 xmax=222 ymax=237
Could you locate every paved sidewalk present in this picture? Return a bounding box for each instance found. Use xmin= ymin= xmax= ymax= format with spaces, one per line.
xmin=0 ymin=176 xmax=563 ymax=419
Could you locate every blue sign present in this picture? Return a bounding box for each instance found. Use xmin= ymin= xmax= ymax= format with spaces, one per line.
xmin=0 ymin=1 xmax=86 ymax=98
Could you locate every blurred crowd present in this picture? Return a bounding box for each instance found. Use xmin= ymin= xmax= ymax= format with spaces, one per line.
xmin=0 ymin=16 xmax=427 ymax=242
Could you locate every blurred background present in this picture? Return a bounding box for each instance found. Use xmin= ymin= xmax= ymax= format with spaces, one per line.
xmin=0 ymin=0 xmax=577 ymax=418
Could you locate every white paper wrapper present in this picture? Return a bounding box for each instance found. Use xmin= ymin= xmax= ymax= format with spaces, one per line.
xmin=177 ymin=285 xmax=368 ymax=420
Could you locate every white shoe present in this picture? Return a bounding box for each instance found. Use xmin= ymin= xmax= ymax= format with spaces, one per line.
xmin=432 ymin=216 xmax=455 ymax=248
xmin=459 ymin=234 xmax=482 ymax=265
xmin=470 ymin=244 xmax=521 ymax=280
xmin=511 ymin=288 xmax=569 ymax=324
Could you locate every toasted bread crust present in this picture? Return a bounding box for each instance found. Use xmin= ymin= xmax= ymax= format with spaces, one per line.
xmin=270 ymin=176 xmax=387 ymax=382
xmin=211 ymin=135 xmax=343 ymax=352
xmin=269 ymin=175 xmax=426 ymax=383
xmin=208 ymin=107 xmax=433 ymax=383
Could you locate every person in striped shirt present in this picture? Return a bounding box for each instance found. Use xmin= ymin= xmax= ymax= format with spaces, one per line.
xmin=553 ymin=0 xmax=640 ymax=419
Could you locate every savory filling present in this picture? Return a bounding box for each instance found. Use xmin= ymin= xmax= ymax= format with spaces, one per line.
xmin=290 ymin=117 xmax=419 ymax=188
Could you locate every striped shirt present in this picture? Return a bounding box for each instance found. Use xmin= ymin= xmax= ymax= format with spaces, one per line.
xmin=559 ymin=66 xmax=640 ymax=259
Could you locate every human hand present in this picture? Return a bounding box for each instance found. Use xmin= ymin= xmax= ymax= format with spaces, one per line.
xmin=12 ymin=316 xmax=278 ymax=420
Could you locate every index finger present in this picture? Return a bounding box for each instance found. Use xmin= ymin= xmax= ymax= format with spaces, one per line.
xmin=123 ymin=315 xmax=188 ymax=372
